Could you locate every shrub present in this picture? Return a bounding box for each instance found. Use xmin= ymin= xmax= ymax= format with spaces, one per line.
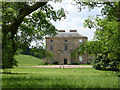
xmin=72 ymin=63 xmax=80 ymax=65
xmin=51 ymin=60 xmax=58 ymax=65
xmin=41 ymin=61 xmax=48 ymax=65
xmin=93 ymin=54 xmax=120 ymax=71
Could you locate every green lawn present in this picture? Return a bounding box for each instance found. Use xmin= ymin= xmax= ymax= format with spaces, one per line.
xmin=2 ymin=67 xmax=119 ymax=88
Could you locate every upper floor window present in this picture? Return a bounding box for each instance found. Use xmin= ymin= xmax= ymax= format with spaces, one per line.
xmin=64 ymin=40 xmax=68 ymax=43
xmin=50 ymin=45 xmax=53 ymax=51
xmin=65 ymin=46 xmax=68 ymax=51
xmin=79 ymin=39 xmax=82 ymax=43
xmin=51 ymin=40 xmax=53 ymax=43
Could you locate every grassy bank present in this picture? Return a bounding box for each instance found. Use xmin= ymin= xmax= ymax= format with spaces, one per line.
xmin=2 ymin=67 xmax=119 ymax=88
xmin=15 ymin=54 xmax=42 ymax=66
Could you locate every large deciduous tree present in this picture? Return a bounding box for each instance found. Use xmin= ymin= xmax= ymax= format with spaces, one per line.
xmin=2 ymin=1 xmax=66 ymax=69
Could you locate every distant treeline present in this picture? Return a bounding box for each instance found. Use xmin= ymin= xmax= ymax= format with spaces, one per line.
xmin=20 ymin=46 xmax=46 ymax=59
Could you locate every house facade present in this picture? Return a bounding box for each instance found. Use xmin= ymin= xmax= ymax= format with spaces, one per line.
xmin=46 ymin=30 xmax=89 ymax=64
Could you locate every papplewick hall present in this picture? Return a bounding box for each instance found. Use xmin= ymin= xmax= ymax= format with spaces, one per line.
xmin=46 ymin=30 xmax=89 ymax=64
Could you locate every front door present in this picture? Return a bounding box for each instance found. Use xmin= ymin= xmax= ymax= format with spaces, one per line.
xmin=64 ymin=59 xmax=67 ymax=64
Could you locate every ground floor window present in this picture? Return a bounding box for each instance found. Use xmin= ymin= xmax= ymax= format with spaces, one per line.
xmin=79 ymin=56 xmax=82 ymax=61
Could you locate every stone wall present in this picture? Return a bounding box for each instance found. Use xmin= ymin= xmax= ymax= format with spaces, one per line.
xmin=46 ymin=36 xmax=88 ymax=64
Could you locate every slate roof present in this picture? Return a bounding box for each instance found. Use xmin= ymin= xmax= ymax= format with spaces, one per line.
xmin=48 ymin=32 xmax=87 ymax=38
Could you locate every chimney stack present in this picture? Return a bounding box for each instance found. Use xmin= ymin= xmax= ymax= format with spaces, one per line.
xmin=70 ymin=30 xmax=77 ymax=32
xmin=58 ymin=30 xmax=65 ymax=32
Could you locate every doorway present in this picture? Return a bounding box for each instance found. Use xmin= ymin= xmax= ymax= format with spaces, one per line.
xmin=64 ymin=59 xmax=67 ymax=64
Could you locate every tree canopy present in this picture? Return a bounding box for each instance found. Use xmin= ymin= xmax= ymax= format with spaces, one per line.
xmin=71 ymin=1 xmax=120 ymax=71
xmin=2 ymin=2 xmax=66 ymax=68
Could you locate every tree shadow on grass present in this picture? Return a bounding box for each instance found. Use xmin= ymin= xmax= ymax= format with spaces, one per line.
xmin=2 ymin=72 xmax=28 ymax=75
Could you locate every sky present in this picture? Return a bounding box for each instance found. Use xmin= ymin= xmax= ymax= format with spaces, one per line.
xmin=48 ymin=0 xmax=102 ymax=41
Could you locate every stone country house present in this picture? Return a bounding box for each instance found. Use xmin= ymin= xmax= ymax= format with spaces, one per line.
xmin=46 ymin=30 xmax=91 ymax=65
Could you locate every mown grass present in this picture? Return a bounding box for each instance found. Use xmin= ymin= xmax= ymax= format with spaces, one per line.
xmin=2 ymin=55 xmax=119 ymax=88
xmin=2 ymin=67 xmax=119 ymax=88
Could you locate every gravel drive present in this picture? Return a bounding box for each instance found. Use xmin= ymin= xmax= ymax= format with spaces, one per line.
xmin=32 ymin=65 xmax=93 ymax=68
